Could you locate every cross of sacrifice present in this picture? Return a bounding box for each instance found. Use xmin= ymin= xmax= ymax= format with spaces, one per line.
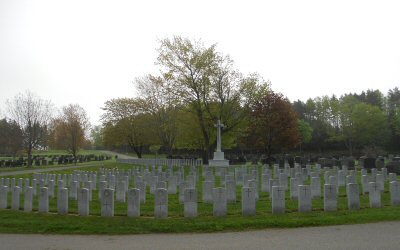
xmin=215 ymin=119 xmax=224 ymax=152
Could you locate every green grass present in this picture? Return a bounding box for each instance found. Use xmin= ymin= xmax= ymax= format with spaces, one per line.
xmin=0 ymin=162 xmax=399 ymax=234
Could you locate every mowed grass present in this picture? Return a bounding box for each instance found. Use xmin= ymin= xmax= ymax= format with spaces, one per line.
xmin=0 ymin=162 xmax=399 ymax=234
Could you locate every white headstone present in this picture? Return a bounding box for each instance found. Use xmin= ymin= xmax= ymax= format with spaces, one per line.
xmin=368 ymin=182 xmax=381 ymax=208
xmin=70 ymin=181 xmax=78 ymax=200
xmin=135 ymin=181 xmax=146 ymax=203
xmin=242 ymin=187 xmax=256 ymax=216
xmin=324 ymin=184 xmax=338 ymax=212
xmin=116 ymin=181 xmax=126 ymax=203
xmin=98 ymin=181 xmax=107 ymax=200
xmin=390 ymin=181 xmax=400 ymax=206
xmin=311 ymin=177 xmax=321 ymax=199
xmin=127 ymin=188 xmax=140 ymax=217
xmin=290 ymin=178 xmax=298 ymax=200
xmin=261 ymin=174 xmax=271 ymax=192
xmin=0 ymin=186 xmax=8 ymax=209
xmin=298 ymin=185 xmax=312 ymax=212
xmin=167 ymin=176 xmax=177 ymax=194
xmin=101 ymin=188 xmax=114 ymax=217
xmin=184 ymin=188 xmax=197 ymax=218
xmin=271 ymin=186 xmax=285 ymax=214
xmin=78 ymin=188 xmax=89 ymax=216
xmin=58 ymin=188 xmax=69 ymax=215
xmin=226 ymin=180 xmax=236 ymax=203
xmin=361 ymin=175 xmax=370 ymax=194
xmin=347 ymin=183 xmax=360 ymax=210
xmin=203 ymin=181 xmax=214 ymax=203
xmin=24 ymin=186 xmax=33 ymax=212
xmin=375 ymin=174 xmax=384 ymax=192
xmin=48 ymin=180 xmax=55 ymax=198
xmin=154 ymin=188 xmax=168 ymax=218
xmin=213 ymin=187 xmax=227 ymax=217
xmin=11 ymin=186 xmax=21 ymax=210
xmin=39 ymin=187 xmax=49 ymax=213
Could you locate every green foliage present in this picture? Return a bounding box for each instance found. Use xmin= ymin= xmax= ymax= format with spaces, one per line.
xmin=297 ymin=119 xmax=313 ymax=144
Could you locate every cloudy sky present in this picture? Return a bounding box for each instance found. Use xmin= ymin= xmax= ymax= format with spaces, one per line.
xmin=1 ymin=0 xmax=399 ymax=125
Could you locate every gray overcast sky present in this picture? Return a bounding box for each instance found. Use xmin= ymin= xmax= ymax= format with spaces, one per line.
xmin=1 ymin=0 xmax=399 ymax=125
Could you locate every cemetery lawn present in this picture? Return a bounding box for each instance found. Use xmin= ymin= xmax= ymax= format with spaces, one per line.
xmin=0 ymin=206 xmax=399 ymax=234
xmin=0 ymin=162 xmax=400 ymax=234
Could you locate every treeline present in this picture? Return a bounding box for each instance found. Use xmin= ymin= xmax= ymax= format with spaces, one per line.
xmin=99 ymin=37 xmax=400 ymax=161
xmin=0 ymin=91 xmax=91 ymax=166
xmin=293 ymin=88 xmax=400 ymax=156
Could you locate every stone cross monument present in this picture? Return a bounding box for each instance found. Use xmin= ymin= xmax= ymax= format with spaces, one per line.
xmin=209 ymin=119 xmax=229 ymax=167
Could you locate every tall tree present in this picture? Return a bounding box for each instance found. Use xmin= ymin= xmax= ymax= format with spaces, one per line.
xmin=51 ymin=104 xmax=90 ymax=164
xmin=6 ymin=91 xmax=53 ymax=166
xmin=0 ymin=118 xmax=23 ymax=156
xmin=135 ymin=75 xmax=179 ymax=157
xmin=156 ymin=36 xmax=268 ymax=163
xmin=101 ymin=98 xmax=155 ymax=158
xmin=297 ymin=119 xmax=313 ymax=153
xmin=246 ymin=91 xmax=300 ymax=157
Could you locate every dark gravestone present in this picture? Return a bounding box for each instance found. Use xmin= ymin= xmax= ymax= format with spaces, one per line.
xmin=387 ymin=157 xmax=400 ymax=174
xmin=358 ymin=156 xmax=367 ymax=168
xmin=288 ymin=157 xmax=294 ymax=168
xmin=375 ymin=157 xmax=385 ymax=169
xmin=341 ymin=157 xmax=355 ymax=170
xmin=364 ymin=157 xmax=376 ymax=169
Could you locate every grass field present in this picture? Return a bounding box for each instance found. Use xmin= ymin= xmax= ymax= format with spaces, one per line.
xmin=0 ymin=161 xmax=399 ymax=234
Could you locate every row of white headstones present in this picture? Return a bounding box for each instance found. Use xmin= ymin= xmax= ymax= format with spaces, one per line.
xmin=0 ymin=166 xmax=399 ymax=218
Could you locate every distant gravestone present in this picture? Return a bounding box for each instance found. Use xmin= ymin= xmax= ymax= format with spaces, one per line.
xmin=361 ymin=175 xmax=370 ymax=194
xmin=116 ymin=181 xmax=126 ymax=203
xmin=135 ymin=181 xmax=146 ymax=204
xmin=364 ymin=158 xmax=376 ymax=169
xmin=202 ymin=181 xmax=214 ymax=203
xmin=290 ymin=178 xmax=298 ymax=200
xmin=311 ymin=177 xmax=321 ymax=199
xmin=70 ymin=181 xmax=78 ymax=200
xmin=225 ymin=180 xmax=236 ymax=203
xmin=167 ymin=176 xmax=177 ymax=194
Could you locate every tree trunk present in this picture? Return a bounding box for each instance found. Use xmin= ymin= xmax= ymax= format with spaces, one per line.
xmin=27 ymin=143 xmax=32 ymax=167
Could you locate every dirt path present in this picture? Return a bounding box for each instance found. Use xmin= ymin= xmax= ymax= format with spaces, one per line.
xmin=0 ymin=221 xmax=398 ymax=250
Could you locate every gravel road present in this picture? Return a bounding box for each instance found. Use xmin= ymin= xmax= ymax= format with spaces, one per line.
xmin=0 ymin=221 xmax=399 ymax=250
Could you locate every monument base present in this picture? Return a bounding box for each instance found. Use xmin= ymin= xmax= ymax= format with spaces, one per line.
xmin=208 ymin=159 xmax=229 ymax=167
